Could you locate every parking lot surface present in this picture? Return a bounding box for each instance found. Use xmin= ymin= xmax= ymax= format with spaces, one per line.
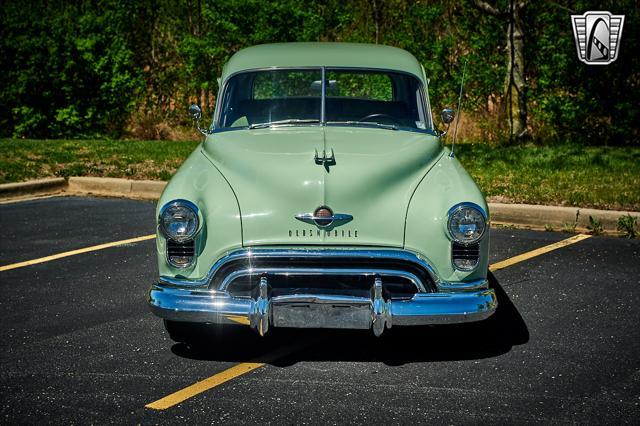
xmin=1 ymin=196 xmax=638 ymax=424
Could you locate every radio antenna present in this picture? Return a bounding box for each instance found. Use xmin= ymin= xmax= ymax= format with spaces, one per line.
xmin=450 ymin=59 xmax=467 ymax=158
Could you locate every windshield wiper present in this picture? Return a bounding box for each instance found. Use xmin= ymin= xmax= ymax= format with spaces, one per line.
xmin=327 ymin=121 xmax=398 ymax=130
xmin=249 ymin=119 xmax=320 ymax=129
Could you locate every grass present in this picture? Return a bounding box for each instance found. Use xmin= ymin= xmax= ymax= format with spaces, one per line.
xmin=1 ymin=139 xmax=639 ymax=211
xmin=0 ymin=139 xmax=199 ymax=183
xmin=455 ymin=143 xmax=640 ymax=211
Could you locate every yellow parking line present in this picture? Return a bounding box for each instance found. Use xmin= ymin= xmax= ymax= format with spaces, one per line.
xmin=490 ymin=233 xmax=591 ymax=272
xmin=145 ymin=363 xmax=264 ymax=410
xmin=145 ymin=342 xmax=307 ymax=410
xmin=226 ymin=315 xmax=251 ymax=325
xmin=0 ymin=234 xmax=156 ymax=272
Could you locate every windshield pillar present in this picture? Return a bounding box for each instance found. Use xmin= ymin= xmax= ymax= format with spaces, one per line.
xmin=321 ymin=66 xmax=326 ymax=124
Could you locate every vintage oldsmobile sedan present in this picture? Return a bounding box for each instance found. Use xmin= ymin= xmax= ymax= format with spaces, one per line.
xmin=148 ymin=43 xmax=496 ymax=341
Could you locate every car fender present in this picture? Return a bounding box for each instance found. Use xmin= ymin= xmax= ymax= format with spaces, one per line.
xmin=404 ymin=149 xmax=490 ymax=283
xmin=156 ymin=145 xmax=242 ymax=280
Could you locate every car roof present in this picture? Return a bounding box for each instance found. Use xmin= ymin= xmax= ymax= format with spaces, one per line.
xmin=221 ymin=42 xmax=425 ymax=83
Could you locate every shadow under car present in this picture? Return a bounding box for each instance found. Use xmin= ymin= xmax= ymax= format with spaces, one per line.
xmin=170 ymin=272 xmax=528 ymax=366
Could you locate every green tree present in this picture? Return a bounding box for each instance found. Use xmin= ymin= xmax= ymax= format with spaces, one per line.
xmin=1 ymin=0 xmax=637 ymax=144
xmin=0 ymin=1 xmax=144 ymax=138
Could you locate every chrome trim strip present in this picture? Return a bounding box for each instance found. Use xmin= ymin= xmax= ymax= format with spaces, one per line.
xmin=436 ymin=278 xmax=488 ymax=292
xmin=158 ymin=248 xmax=442 ymax=290
xmin=219 ymin=267 xmax=426 ymax=293
xmin=423 ymin=69 xmax=434 ymax=130
xmin=272 ymin=294 xmax=371 ymax=304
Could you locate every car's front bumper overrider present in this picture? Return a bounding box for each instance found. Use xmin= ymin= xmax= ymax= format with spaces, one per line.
xmin=148 ymin=278 xmax=497 ymax=337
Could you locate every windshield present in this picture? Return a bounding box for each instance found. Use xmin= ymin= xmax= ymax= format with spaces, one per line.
xmin=217 ymin=68 xmax=428 ymax=131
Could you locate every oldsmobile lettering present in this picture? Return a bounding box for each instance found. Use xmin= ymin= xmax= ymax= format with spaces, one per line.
xmin=148 ymin=43 xmax=496 ymax=342
xmin=288 ymin=229 xmax=359 ymax=238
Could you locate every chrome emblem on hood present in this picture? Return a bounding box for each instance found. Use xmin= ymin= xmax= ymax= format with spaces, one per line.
xmin=295 ymin=206 xmax=353 ymax=228
xmin=314 ymin=148 xmax=336 ymax=171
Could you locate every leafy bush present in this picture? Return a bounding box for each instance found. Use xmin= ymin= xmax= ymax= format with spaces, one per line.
xmin=0 ymin=0 xmax=638 ymax=143
xmin=0 ymin=1 xmax=144 ymax=138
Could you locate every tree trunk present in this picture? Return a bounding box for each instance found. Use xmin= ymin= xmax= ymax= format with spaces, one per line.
xmin=473 ymin=0 xmax=529 ymax=143
xmin=506 ymin=1 xmax=528 ymax=142
xmin=370 ymin=0 xmax=382 ymax=44
xmin=196 ymin=0 xmax=202 ymax=37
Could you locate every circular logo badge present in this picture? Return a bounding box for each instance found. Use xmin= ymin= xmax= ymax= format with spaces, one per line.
xmin=313 ymin=206 xmax=333 ymax=227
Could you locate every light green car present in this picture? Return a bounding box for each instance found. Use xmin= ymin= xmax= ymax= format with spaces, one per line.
xmin=148 ymin=42 xmax=496 ymax=340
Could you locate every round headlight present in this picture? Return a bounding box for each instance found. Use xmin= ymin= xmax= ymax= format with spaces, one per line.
xmin=159 ymin=200 xmax=199 ymax=242
xmin=447 ymin=203 xmax=487 ymax=244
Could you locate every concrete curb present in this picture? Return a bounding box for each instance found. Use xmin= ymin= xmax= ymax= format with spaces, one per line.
xmin=489 ymin=203 xmax=639 ymax=232
xmin=0 ymin=178 xmax=67 ymax=197
xmin=0 ymin=177 xmax=638 ymax=232
xmin=67 ymin=177 xmax=166 ymax=200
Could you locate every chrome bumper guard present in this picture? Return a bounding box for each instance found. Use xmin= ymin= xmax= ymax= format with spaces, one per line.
xmin=148 ymin=274 xmax=497 ymax=337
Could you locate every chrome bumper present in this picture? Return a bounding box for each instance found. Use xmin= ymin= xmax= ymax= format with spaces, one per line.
xmin=148 ymin=278 xmax=497 ymax=336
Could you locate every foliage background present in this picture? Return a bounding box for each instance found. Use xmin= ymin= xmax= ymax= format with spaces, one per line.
xmin=1 ymin=0 xmax=638 ymax=144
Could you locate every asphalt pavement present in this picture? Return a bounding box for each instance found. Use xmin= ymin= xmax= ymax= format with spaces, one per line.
xmin=0 ymin=196 xmax=638 ymax=424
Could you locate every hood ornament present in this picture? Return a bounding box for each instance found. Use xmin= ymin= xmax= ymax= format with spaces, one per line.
xmin=314 ymin=149 xmax=336 ymax=170
xmin=295 ymin=206 xmax=352 ymax=228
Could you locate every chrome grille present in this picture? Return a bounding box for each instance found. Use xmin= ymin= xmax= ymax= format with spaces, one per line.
xmin=202 ymin=250 xmax=439 ymax=305
xmin=211 ymin=256 xmax=436 ymax=293
xmin=227 ymin=273 xmax=419 ymax=300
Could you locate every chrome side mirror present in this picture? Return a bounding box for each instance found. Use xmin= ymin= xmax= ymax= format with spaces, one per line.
xmin=439 ymin=107 xmax=455 ymax=136
xmin=188 ymin=104 xmax=202 ymax=120
xmin=441 ymin=108 xmax=455 ymax=124
xmin=188 ymin=104 xmax=211 ymax=136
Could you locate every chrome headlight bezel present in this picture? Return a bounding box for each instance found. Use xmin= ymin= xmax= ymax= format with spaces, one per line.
xmin=446 ymin=202 xmax=488 ymax=245
xmin=158 ymin=199 xmax=200 ymax=243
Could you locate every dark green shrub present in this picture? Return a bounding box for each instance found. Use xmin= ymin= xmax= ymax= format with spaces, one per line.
xmin=617 ymin=215 xmax=637 ymax=239
xmin=587 ymin=216 xmax=603 ymax=236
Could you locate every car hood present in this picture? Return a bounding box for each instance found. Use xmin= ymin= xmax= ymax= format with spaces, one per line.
xmin=202 ymin=126 xmax=443 ymax=247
